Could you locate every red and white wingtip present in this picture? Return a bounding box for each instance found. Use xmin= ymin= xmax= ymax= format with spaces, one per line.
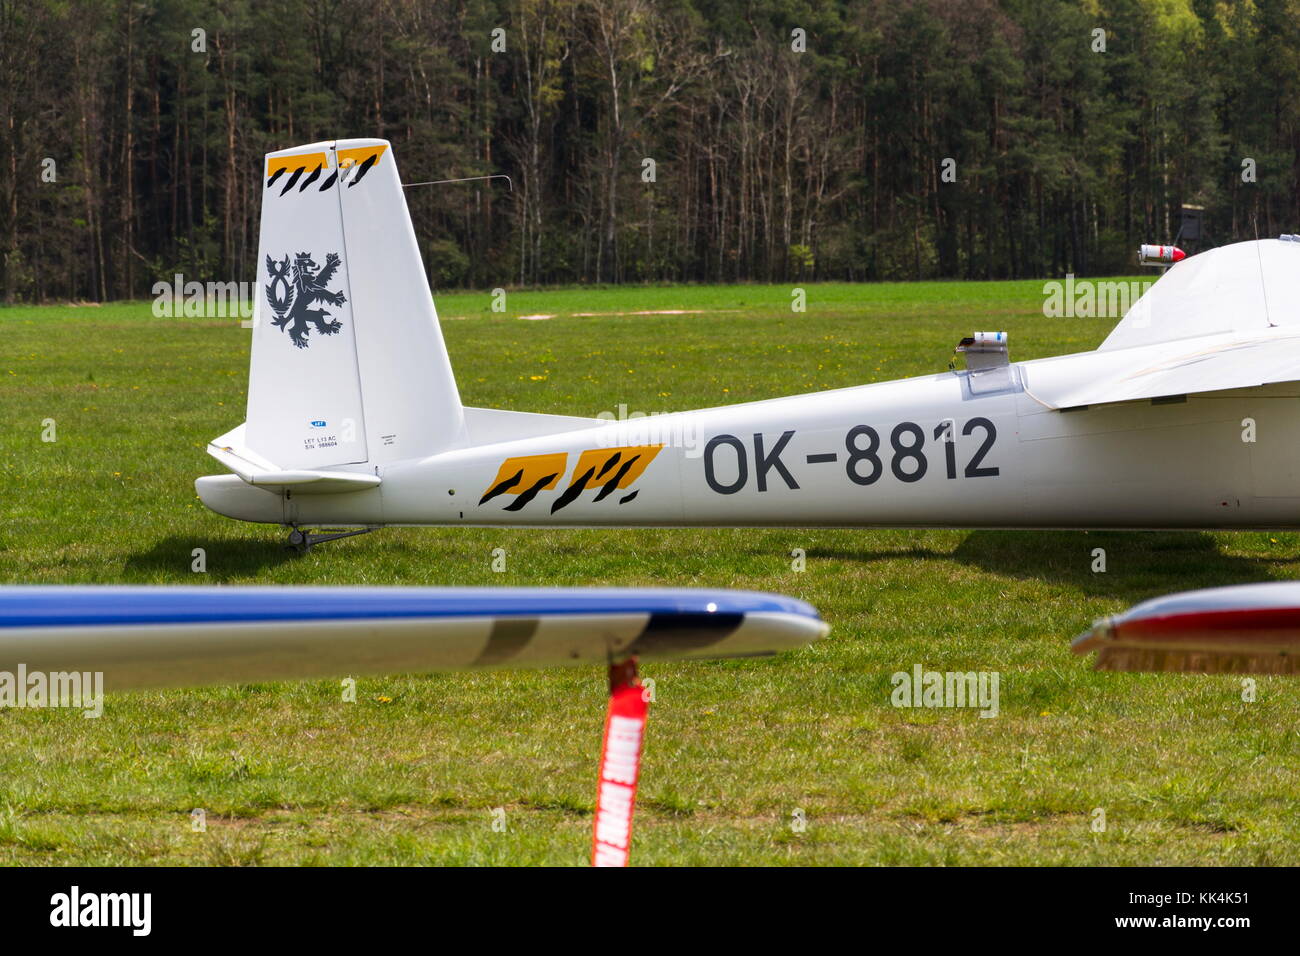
xmin=1073 ymin=582 xmax=1300 ymax=674
xmin=1137 ymin=243 xmax=1187 ymax=266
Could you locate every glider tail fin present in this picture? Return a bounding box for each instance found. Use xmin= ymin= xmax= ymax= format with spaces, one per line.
xmin=242 ymin=138 xmax=465 ymax=472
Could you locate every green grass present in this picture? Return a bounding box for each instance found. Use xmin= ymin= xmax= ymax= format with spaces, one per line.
xmin=2 ymin=280 xmax=1298 ymax=865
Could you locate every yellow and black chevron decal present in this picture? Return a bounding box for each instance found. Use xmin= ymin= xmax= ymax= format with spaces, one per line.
xmin=264 ymin=144 xmax=388 ymax=196
xmin=478 ymin=445 xmax=663 ymax=514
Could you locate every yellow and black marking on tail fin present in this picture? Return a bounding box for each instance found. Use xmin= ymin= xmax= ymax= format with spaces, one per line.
xmin=265 ymin=144 xmax=388 ymax=195
xmin=336 ymin=143 xmax=388 ymax=188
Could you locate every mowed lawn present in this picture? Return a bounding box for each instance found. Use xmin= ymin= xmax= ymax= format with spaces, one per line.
xmin=2 ymin=280 xmax=1298 ymax=866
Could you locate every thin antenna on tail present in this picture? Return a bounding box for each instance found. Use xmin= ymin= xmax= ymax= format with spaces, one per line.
xmin=403 ymin=174 xmax=513 ymax=192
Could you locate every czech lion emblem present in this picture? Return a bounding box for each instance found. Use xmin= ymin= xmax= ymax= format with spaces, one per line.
xmin=265 ymin=251 xmax=347 ymax=349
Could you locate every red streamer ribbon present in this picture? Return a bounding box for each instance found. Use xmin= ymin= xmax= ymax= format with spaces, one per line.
xmin=592 ymin=658 xmax=648 ymax=867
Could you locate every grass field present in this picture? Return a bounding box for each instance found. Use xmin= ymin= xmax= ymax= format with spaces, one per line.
xmin=2 ymin=279 xmax=1299 ymax=866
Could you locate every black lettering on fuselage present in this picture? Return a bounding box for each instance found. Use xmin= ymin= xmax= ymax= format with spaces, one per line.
xmin=704 ymin=434 xmax=748 ymax=494
xmin=754 ymin=430 xmax=799 ymax=491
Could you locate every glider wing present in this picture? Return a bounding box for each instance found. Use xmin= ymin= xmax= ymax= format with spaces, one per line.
xmin=1024 ymin=238 xmax=1300 ymax=410
xmin=1023 ymin=329 xmax=1300 ymax=410
xmin=0 ymin=586 xmax=828 ymax=691
xmin=1073 ymin=582 xmax=1300 ymax=674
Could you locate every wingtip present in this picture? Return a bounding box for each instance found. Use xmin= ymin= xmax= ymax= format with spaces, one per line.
xmin=1071 ymin=617 xmax=1112 ymax=655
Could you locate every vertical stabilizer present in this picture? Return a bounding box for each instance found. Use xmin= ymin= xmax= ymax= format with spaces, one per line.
xmin=244 ymin=138 xmax=465 ymax=471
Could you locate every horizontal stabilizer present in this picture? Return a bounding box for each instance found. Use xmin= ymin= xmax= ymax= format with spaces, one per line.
xmin=207 ymin=425 xmax=379 ymax=493
xmin=237 ymin=470 xmax=379 ymax=492
xmin=0 ymin=586 xmax=828 ymax=691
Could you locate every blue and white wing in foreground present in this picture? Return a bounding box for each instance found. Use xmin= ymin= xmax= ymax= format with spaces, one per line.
xmin=0 ymin=587 xmax=828 ymax=691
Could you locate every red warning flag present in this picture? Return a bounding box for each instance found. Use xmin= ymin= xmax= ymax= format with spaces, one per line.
xmin=592 ymin=659 xmax=648 ymax=867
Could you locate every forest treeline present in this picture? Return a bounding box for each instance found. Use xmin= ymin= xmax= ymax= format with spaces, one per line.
xmin=1 ymin=0 xmax=1299 ymax=302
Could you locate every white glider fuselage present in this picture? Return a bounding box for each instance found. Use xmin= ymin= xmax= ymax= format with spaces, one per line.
xmin=202 ymin=354 xmax=1299 ymax=531
xmin=197 ymin=139 xmax=1300 ymax=535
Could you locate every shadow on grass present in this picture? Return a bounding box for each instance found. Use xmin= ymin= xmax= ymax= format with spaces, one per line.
xmin=816 ymin=530 xmax=1298 ymax=603
xmin=124 ymin=535 xmax=296 ymax=580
